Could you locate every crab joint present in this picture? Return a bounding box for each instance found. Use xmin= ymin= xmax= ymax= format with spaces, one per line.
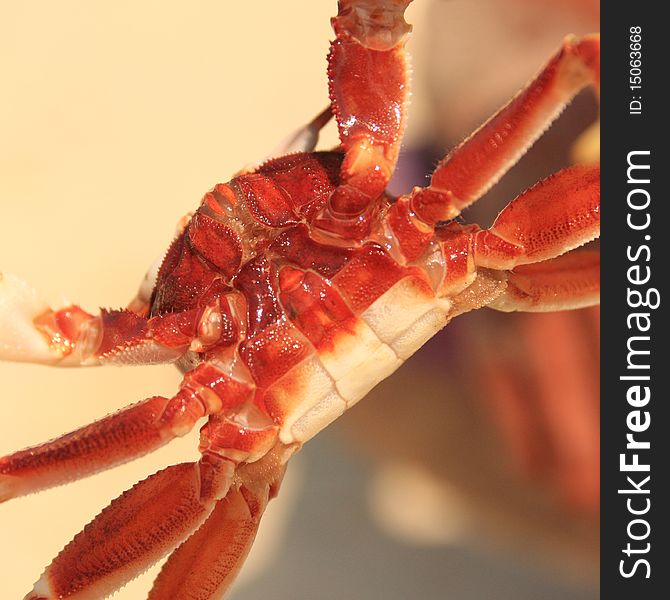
xmin=334 ymin=0 xmax=413 ymax=51
xmin=189 ymin=301 xmax=224 ymax=352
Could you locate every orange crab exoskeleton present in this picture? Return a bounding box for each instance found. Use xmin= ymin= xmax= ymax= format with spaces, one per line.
xmin=0 ymin=1 xmax=599 ymax=598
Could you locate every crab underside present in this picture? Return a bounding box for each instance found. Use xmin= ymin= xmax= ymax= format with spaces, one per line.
xmin=0 ymin=1 xmax=600 ymax=598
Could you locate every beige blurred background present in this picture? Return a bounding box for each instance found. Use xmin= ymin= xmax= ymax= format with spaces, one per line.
xmin=1 ymin=2 xmax=598 ymax=599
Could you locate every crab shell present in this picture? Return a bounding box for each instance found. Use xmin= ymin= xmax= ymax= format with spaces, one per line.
xmin=0 ymin=1 xmax=600 ymax=598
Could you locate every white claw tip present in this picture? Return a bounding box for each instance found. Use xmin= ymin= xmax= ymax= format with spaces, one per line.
xmin=0 ymin=272 xmax=58 ymax=364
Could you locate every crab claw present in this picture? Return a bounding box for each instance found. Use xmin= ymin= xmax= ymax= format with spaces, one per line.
xmin=0 ymin=272 xmax=56 ymax=364
xmin=0 ymin=271 xmax=97 ymax=366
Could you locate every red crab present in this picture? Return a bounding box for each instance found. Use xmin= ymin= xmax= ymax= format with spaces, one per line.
xmin=0 ymin=1 xmax=599 ymax=598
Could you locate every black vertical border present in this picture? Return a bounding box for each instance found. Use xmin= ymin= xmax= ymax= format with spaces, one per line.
xmin=601 ymin=4 xmax=668 ymax=599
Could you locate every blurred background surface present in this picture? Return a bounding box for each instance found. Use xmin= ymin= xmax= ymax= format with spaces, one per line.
xmin=1 ymin=1 xmax=598 ymax=598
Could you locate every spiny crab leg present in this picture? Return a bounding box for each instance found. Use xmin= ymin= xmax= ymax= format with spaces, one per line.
xmin=146 ymin=451 xmax=289 ymax=600
xmin=382 ymin=32 xmax=600 ymax=315
xmin=473 ymin=163 xmax=600 ymax=269
xmin=22 ymin=362 xmax=285 ymax=600
xmin=147 ymin=478 xmax=274 ymax=599
xmin=320 ymin=0 xmax=413 ymax=230
xmin=410 ymin=34 xmax=600 ymax=224
xmin=0 ymin=272 xmax=150 ymax=366
xmin=0 ymin=362 xmax=232 ymax=502
xmin=25 ymin=460 xmax=228 ymax=600
xmin=433 ymin=164 xmax=600 ymax=312
xmin=26 ymin=460 xmax=282 ymax=600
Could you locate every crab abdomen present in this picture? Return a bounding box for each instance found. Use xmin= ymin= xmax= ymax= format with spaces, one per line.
xmin=267 ymin=269 xmax=452 ymax=444
xmin=231 ymin=228 xmax=463 ymax=447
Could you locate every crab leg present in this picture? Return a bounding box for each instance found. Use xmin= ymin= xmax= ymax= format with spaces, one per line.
xmin=0 ymin=362 xmax=245 ymax=502
xmin=147 ymin=489 xmax=266 ymax=600
xmin=474 ymin=163 xmax=600 ymax=269
xmin=324 ymin=0 xmax=413 ymax=224
xmin=434 ymin=164 xmax=599 ymax=306
xmin=410 ymin=34 xmax=600 ymax=224
xmin=489 ymin=250 xmax=600 ymax=313
xmin=147 ymin=477 xmax=276 ymax=599
xmin=25 ymin=458 xmax=233 ymax=600
xmin=0 ymin=396 xmax=204 ymax=503
xmin=24 ymin=409 xmax=282 ymax=599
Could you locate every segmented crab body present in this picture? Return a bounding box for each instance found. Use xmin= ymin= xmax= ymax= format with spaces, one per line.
xmin=0 ymin=1 xmax=600 ymax=598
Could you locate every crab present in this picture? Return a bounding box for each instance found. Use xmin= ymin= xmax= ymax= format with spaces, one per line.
xmin=0 ymin=1 xmax=600 ymax=598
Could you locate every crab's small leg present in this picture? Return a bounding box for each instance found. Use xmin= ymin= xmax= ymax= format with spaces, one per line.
xmin=490 ymin=249 xmax=600 ymax=312
xmin=0 ymin=362 xmax=235 ymax=502
xmin=24 ymin=401 xmax=282 ymax=600
xmin=269 ymin=105 xmax=333 ymax=156
xmin=411 ymin=34 xmax=599 ymax=224
xmin=323 ymin=0 xmax=413 ymax=223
